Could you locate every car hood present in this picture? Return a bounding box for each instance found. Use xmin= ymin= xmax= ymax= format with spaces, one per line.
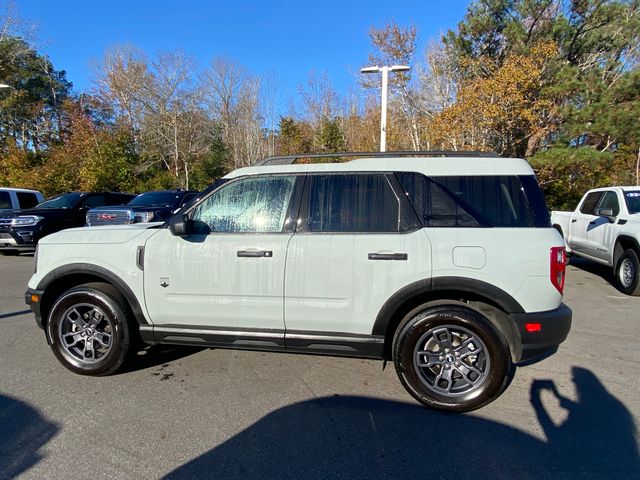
xmin=39 ymin=222 xmax=164 ymax=245
xmin=0 ymin=207 xmax=67 ymax=217
xmin=90 ymin=205 xmax=176 ymax=212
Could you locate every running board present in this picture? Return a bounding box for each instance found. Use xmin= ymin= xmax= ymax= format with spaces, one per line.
xmin=139 ymin=325 xmax=385 ymax=359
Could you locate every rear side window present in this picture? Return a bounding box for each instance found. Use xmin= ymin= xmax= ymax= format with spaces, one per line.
xmin=0 ymin=192 xmax=11 ymax=209
xmin=580 ymin=192 xmax=603 ymax=215
xmin=82 ymin=195 xmax=107 ymax=208
xmin=396 ymin=173 xmax=551 ymax=228
xmin=16 ymin=192 xmax=39 ymax=209
xmin=301 ymin=174 xmax=404 ymax=233
xmin=624 ymin=191 xmax=640 ymax=214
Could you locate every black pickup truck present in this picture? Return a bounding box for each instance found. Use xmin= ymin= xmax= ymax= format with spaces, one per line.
xmin=86 ymin=189 xmax=198 ymax=226
xmin=0 ymin=191 xmax=134 ymax=255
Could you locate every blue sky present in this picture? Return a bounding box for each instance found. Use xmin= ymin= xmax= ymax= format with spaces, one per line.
xmin=18 ymin=0 xmax=470 ymax=110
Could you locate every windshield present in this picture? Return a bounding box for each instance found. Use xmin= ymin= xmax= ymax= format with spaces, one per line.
xmin=128 ymin=191 xmax=181 ymax=207
xmin=36 ymin=193 xmax=84 ymax=209
xmin=624 ymin=191 xmax=640 ymax=214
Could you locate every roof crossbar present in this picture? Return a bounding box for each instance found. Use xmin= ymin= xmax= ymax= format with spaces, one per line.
xmin=255 ymin=150 xmax=500 ymax=166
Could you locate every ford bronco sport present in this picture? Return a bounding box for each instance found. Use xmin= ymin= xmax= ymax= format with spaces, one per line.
xmin=25 ymin=152 xmax=572 ymax=412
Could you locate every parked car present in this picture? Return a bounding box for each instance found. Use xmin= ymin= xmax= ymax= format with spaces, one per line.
xmin=86 ymin=189 xmax=199 ymax=226
xmin=0 ymin=188 xmax=44 ymax=212
xmin=25 ymin=151 xmax=572 ymax=412
xmin=0 ymin=191 xmax=134 ymax=255
xmin=551 ymin=186 xmax=640 ymax=295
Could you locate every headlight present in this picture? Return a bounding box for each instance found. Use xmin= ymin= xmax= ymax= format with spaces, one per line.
xmin=11 ymin=215 xmax=43 ymax=227
xmin=134 ymin=211 xmax=155 ymax=223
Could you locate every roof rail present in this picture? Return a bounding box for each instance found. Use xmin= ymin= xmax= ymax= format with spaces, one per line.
xmin=254 ymin=150 xmax=500 ymax=166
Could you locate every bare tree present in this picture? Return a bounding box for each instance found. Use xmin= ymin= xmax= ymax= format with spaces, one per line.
xmin=202 ymin=56 xmax=266 ymax=168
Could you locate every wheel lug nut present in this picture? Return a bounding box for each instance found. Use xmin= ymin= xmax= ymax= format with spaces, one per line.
xmin=455 ymin=362 xmax=460 ymax=367
xmin=444 ymin=365 xmax=451 ymax=369
xmin=455 ymin=352 xmax=460 ymax=357
xmin=439 ymin=356 xmax=444 ymax=361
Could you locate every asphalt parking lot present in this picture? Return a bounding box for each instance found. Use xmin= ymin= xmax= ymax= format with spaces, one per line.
xmin=1 ymin=254 xmax=639 ymax=479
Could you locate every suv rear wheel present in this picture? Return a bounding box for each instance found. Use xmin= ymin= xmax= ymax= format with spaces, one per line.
xmin=47 ymin=283 xmax=133 ymax=375
xmin=393 ymin=305 xmax=511 ymax=412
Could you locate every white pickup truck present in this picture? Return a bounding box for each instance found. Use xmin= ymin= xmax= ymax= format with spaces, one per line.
xmin=551 ymin=186 xmax=640 ymax=295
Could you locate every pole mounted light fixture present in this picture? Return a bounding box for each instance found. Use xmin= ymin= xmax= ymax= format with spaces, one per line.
xmin=0 ymin=83 xmax=12 ymax=89
xmin=361 ymin=65 xmax=411 ymax=152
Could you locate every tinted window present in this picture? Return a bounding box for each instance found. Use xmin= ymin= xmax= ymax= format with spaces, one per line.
xmin=192 ymin=175 xmax=296 ymax=233
xmin=597 ymin=191 xmax=620 ymax=216
xmin=82 ymin=195 xmax=107 ymax=208
xmin=580 ymin=192 xmax=603 ymax=215
xmin=128 ymin=192 xmax=182 ymax=207
xmin=36 ymin=193 xmax=84 ymax=209
xmin=302 ymin=174 xmax=401 ymax=233
xmin=396 ymin=173 xmax=550 ymax=228
xmin=16 ymin=192 xmax=39 ymax=209
xmin=0 ymin=192 xmax=11 ymax=209
xmin=180 ymin=193 xmax=198 ymax=206
xmin=624 ymin=191 xmax=640 ymax=214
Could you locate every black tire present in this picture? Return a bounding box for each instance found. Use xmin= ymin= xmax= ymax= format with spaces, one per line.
xmin=393 ymin=305 xmax=512 ymax=413
xmin=46 ymin=282 xmax=133 ymax=375
xmin=615 ymin=249 xmax=640 ymax=296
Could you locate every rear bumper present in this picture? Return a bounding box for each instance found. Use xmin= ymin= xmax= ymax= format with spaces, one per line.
xmin=25 ymin=288 xmax=45 ymax=329
xmin=512 ymin=303 xmax=572 ymax=363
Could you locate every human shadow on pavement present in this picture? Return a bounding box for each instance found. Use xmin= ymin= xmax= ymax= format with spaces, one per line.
xmin=0 ymin=394 xmax=59 ymax=479
xmin=164 ymin=366 xmax=639 ymax=480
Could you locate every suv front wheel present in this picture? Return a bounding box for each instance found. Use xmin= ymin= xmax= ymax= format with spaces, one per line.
xmin=393 ymin=305 xmax=512 ymax=412
xmin=47 ymin=283 xmax=133 ymax=375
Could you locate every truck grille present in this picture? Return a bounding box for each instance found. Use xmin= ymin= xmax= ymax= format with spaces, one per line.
xmin=87 ymin=210 xmax=134 ymax=226
xmin=0 ymin=217 xmax=14 ymax=227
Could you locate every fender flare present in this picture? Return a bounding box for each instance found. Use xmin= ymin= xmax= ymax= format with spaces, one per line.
xmin=371 ymin=276 xmax=524 ymax=337
xmin=37 ymin=263 xmax=149 ymax=325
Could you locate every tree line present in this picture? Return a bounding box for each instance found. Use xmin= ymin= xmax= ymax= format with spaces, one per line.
xmin=1 ymin=0 xmax=639 ymax=209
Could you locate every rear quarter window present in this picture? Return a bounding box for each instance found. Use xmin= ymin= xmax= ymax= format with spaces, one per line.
xmin=0 ymin=192 xmax=11 ymax=209
xmin=395 ymin=173 xmax=550 ymax=228
xmin=16 ymin=192 xmax=39 ymax=209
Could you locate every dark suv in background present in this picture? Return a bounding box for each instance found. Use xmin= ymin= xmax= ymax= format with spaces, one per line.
xmin=86 ymin=189 xmax=198 ymax=226
xmin=0 ymin=191 xmax=134 ymax=255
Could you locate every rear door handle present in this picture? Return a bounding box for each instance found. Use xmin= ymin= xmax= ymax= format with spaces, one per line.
xmin=368 ymin=253 xmax=408 ymax=261
xmin=571 ymin=219 xmax=577 ymax=223
xmin=237 ymin=250 xmax=273 ymax=258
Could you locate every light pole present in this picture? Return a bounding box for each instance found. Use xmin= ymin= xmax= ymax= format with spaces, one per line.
xmin=361 ymin=65 xmax=410 ymax=152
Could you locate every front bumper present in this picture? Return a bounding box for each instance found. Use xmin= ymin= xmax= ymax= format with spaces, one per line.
xmin=25 ymin=288 xmax=45 ymax=329
xmin=512 ymin=303 xmax=572 ymax=363
xmin=0 ymin=227 xmax=39 ymax=252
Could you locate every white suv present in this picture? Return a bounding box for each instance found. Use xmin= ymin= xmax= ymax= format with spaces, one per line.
xmin=25 ymin=152 xmax=572 ymax=412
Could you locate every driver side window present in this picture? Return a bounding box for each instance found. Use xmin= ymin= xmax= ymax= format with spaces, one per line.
xmin=191 ymin=175 xmax=297 ymax=233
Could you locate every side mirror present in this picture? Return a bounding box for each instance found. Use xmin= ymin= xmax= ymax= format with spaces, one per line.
xmin=595 ymin=208 xmax=616 ymax=223
xmin=168 ymin=214 xmax=190 ymax=236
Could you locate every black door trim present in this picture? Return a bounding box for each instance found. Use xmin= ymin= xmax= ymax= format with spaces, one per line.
xmin=139 ymin=324 xmax=385 ymax=359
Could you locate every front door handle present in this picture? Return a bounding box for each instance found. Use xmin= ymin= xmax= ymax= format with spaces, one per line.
xmin=237 ymin=250 xmax=273 ymax=258
xmin=571 ymin=219 xmax=577 ymax=223
xmin=368 ymin=252 xmax=408 ymax=261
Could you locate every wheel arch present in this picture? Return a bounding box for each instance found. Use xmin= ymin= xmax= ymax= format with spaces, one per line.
xmin=37 ymin=263 xmax=149 ymax=329
xmin=372 ymin=277 xmax=523 ymax=363
xmin=613 ymin=235 xmax=640 ymax=266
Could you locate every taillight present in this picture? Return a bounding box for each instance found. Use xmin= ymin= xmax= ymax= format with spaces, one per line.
xmin=550 ymin=246 xmax=567 ymax=294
